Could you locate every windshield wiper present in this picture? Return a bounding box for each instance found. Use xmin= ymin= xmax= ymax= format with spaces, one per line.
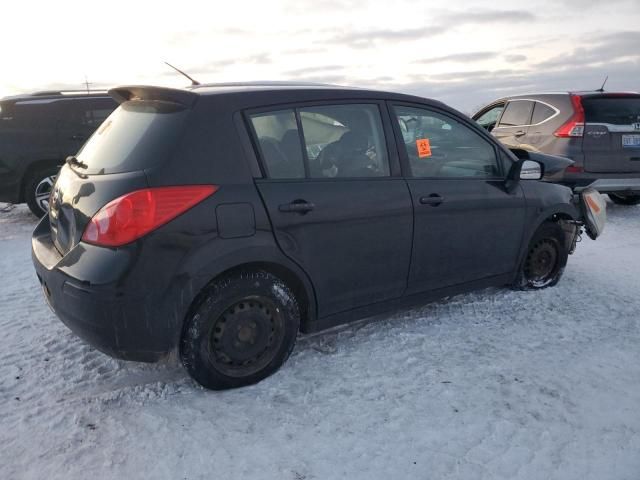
xmin=66 ymin=155 xmax=88 ymax=169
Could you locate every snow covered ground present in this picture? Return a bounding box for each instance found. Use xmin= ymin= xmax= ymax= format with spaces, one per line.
xmin=1 ymin=201 xmax=639 ymax=480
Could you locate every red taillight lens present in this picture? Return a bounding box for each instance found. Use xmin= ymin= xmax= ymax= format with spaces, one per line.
xmin=565 ymin=165 xmax=584 ymax=173
xmin=82 ymin=185 xmax=218 ymax=247
xmin=554 ymin=95 xmax=585 ymax=138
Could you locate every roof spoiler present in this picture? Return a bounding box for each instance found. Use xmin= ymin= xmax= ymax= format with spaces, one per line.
xmin=108 ymin=85 xmax=198 ymax=107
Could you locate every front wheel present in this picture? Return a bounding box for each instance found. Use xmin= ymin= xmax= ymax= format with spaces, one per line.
xmin=513 ymin=222 xmax=569 ymax=290
xmin=180 ymin=271 xmax=300 ymax=390
xmin=25 ymin=167 xmax=59 ymax=218
xmin=608 ymin=193 xmax=640 ymax=206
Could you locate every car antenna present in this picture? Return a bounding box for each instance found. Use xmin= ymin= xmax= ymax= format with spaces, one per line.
xmin=164 ymin=61 xmax=200 ymax=86
xmin=596 ymin=75 xmax=608 ymax=92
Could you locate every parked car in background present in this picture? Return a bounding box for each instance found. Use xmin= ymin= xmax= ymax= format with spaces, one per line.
xmin=0 ymin=90 xmax=117 ymax=216
xmin=32 ymin=83 xmax=605 ymax=390
xmin=473 ymin=92 xmax=640 ymax=205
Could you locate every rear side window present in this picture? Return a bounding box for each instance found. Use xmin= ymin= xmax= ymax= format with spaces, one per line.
xmin=249 ymin=104 xmax=390 ymax=179
xmin=531 ymin=102 xmax=556 ymax=124
xmin=249 ymin=110 xmax=305 ymax=179
xmin=77 ymin=100 xmax=189 ymax=175
xmin=393 ymin=105 xmax=501 ymax=178
xmin=583 ymin=97 xmax=640 ymax=125
xmin=498 ymin=100 xmax=533 ymax=127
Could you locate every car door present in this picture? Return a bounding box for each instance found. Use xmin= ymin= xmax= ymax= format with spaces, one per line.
xmin=248 ymin=102 xmax=413 ymax=318
xmin=389 ymin=103 xmax=526 ymax=294
xmin=492 ymin=99 xmax=534 ymax=148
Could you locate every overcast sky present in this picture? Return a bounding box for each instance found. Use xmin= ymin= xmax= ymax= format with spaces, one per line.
xmin=1 ymin=0 xmax=638 ymax=112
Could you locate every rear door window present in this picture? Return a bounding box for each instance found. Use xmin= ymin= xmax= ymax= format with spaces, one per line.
xmin=497 ymin=100 xmax=534 ymax=127
xmin=583 ymin=97 xmax=640 ymax=125
xmin=531 ymin=102 xmax=557 ymax=124
xmin=299 ymin=104 xmax=389 ymax=178
xmin=249 ymin=103 xmax=390 ymax=179
xmin=76 ymin=100 xmax=190 ymax=174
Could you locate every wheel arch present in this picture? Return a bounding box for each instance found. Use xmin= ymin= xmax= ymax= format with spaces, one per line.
xmin=181 ymin=245 xmax=318 ymax=337
xmin=19 ymin=159 xmax=63 ymax=202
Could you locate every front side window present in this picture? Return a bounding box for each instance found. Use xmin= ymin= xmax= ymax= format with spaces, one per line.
xmin=249 ymin=109 xmax=305 ymax=179
xmin=475 ymin=104 xmax=504 ymax=131
xmin=498 ymin=100 xmax=534 ymax=127
xmin=394 ymin=105 xmax=501 ymax=178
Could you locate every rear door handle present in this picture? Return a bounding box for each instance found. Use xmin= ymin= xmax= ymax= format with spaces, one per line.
xmin=278 ymin=200 xmax=315 ymax=214
xmin=419 ymin=194 xmax=444 ymax=206
xmin=514 ymin=130 xmax=526 ymax=137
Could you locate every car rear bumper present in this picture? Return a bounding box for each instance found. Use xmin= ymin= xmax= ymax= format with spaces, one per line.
xmin=31 ymin=217 xmax=178 ymax=362
xmin=561 ymin=171 xmax=640 ymax=193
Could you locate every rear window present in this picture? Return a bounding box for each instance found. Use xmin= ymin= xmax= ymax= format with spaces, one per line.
xmin=583 ymin=97 xmax=640 ymax=125
xmin=76 ymin=100 xmax=189 ymax=174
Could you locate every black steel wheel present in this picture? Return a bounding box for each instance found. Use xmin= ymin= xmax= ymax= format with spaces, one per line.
xmin=514 ymin=222 xmax=568 ymax=289
xmin=181 ymin=271 xmax=300 ymax=390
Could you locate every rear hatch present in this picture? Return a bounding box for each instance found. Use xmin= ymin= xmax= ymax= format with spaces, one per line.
xmin=49 ymin=91 xmax=193 ymax=255
xmin=582 ymin=94 xmax=640 ymax=173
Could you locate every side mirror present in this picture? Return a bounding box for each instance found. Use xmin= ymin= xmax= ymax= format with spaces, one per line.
xmin=520 ymin=160 xmax=543 ymax=180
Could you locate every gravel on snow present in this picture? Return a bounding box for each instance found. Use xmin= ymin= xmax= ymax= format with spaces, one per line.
xmin=1 ymin=202 xmax=639 ymax=480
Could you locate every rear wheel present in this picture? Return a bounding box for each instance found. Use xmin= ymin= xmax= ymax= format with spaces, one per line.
xmin=25 ymin=167 xmax=58 ymax=218
xmin=608 ymin=193 xmax=640 ymax=206
xmin=180 ymin=271 xmax=300 ymax=390
xmin=514 ymin=222 xmax=568 ymax=290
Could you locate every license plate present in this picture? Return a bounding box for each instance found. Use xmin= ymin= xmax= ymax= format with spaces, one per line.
xmin=622 ymin=134 xmax=640 ymax=148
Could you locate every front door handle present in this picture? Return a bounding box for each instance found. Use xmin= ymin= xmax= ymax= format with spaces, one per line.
xmin=279 ymin=200 xmax=315 ymax=214
xmin=419 ymin=194 xmax=444 ymax=206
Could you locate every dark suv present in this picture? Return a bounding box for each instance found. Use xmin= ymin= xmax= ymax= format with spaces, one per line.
xmin=0 ymin=90 xmax=117 ymax=216
xmin=473 ymin=92 xmax=640 ymax=205
xmin=31 ymin=83 xmax=605 ymax=390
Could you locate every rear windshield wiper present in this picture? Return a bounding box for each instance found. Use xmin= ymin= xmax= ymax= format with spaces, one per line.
xmin=66 ymin=155 xmax=88 ymax=170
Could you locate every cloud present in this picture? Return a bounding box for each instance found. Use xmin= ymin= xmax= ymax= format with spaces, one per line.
xmin=443 ymin=8 xmax=537 ymax=24
xmin=415 ymin=51 xmax=498 ymax=64
xmin=536 ymin=31 xmax=640 ymax=69
xmin=327 ymin=26 xmax=448 ymax=48
xmin=504 ymin=54 xmax=527 ymax=63
xmin=286 ymin=65 xmax=345 ymax=77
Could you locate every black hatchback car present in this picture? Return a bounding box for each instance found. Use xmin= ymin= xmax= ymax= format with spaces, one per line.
xmin=473 ymin=92 xmax=640 ymax=205
xmin=0 ymin=90 xmax=117 ymax=217
xmin=32 ymin=83 xmax=605 ymax=390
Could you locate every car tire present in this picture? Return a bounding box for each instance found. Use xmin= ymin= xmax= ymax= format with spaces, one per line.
xmin=608 ymin=193 xmax=640 ymax=206
xmin=513 ymin=222 xmax=568 ymax=290
xmin=25 ymin=167 xmax=59 ymax=218
xmin=180 ymin=270 xmax=300 ymax=390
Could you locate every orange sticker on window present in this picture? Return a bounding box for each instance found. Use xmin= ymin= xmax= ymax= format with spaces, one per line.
xmin=416 ymin=138 xmax=432 ymax=158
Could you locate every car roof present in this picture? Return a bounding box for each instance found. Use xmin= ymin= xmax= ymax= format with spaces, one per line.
xmin=0 ymin=90 xmax=113 ymax=108
xmin=490 ymin=90 xmax=640 ymax=103
xmin=108 ymin=82 xmax=451 ymax=113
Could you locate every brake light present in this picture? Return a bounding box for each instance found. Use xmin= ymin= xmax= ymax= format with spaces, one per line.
xmin=565 ymin=165 xmax=584 ymax=173
xmin=554 ymin=95 xmax=585 ymax=137
xmin=82 ymin=185 xmax=218 ymax=247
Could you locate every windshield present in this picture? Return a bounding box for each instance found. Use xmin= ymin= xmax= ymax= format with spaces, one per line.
xmin=583 ymin=96 xmax=640 ymax=125
xmin=76 ymin=100 xmax=189 ymax=174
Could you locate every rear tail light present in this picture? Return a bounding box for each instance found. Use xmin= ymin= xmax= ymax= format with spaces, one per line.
xmin=82 ymin=185 xmax=218 ymax=247
xmin=554 ymin=95 xmax=585 ymax=138
xmin=565 ymin=165 xmax=584 ymax=173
